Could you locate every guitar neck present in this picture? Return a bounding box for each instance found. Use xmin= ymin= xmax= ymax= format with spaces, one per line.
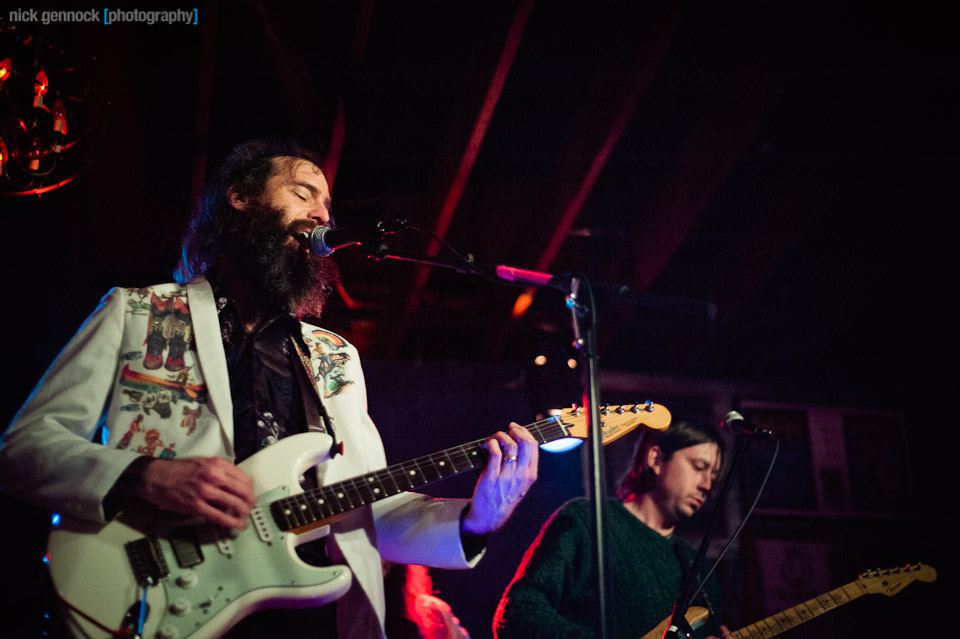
xmin=640 ymin=565 xmax=936 ymax=639
xmin=270 ymin=414 xmax=571 ymax=533
xmin=732 ymin=579 xmax=865 ymax=639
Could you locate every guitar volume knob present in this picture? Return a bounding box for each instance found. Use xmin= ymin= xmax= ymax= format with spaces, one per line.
xmin=156 ymin=624 xmax=179 ymax=639
xmin=176 ymin=570 xmax=199 ymax=589
xmin=169 ymin=598 xmax=192 ymax=616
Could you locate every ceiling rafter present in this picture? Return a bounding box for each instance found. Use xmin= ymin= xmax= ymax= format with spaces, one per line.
xmin=597 ymin=35 xmax=811 ymax=363
xmin=377 ymin=0 xmax=536 ymax=358
xmin=325 ymin=0 xmax=376 ymax=194
xmin=484 ymin=0 xmax=690 ymax=358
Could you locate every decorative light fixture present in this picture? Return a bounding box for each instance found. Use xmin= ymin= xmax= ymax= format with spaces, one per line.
xmin=1 ymin=22 xmax=99 ymax=196
xmin=32 ymin=67 xmax=47 ymax=108
xmin=0 ymin=58 xmax=11 ymax=90
xmin=0 ymin=138 xmax=8 ymax=176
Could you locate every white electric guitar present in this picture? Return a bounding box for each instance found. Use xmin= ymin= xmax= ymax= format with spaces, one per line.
xmin=47 ymin=402 xmax=669 ymax=639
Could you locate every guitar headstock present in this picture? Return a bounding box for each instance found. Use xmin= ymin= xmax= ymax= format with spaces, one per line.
xmin=557 ymin=402 xmax=671 ymax=445
xmin=858 ymin=564 xmax=937 ymax=596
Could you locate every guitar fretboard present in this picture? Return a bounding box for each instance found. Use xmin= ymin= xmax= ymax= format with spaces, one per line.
xmin=732 ymin=581 xmax=866 ymax=639
xmin=270 ymin=415 xmax=570 ymax=532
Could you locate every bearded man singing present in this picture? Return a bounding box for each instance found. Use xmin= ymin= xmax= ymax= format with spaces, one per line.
xmin=0 ymin=139 xmax=539 ymax=639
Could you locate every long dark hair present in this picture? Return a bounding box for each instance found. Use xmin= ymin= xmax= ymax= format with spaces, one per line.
xmin=616 ymin=418 xmax=725 ymax=501
xmin=174 ymin=138 xmax=326 ymax=283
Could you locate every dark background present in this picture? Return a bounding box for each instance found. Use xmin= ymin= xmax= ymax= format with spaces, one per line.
xmin=1 ymin=1 xmax=953 ymax=637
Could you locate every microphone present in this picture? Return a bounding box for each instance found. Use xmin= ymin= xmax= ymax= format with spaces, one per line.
xmin=305 ymin=220 xmax=406 ymax=257
xmin=721 ymin=411 xmax=774 ymax=438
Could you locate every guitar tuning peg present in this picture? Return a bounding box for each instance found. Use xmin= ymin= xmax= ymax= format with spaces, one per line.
xmin=600 ymin=405 xmax=610 ymax=415
xmin=614 ymin=405 xmax=625 ymax=414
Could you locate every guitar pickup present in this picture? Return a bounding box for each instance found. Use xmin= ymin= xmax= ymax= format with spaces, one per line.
xmin=168 ymin=526 xmax=204 ymax=568
xmin=125 ymin=537 xmax=169 ymax=587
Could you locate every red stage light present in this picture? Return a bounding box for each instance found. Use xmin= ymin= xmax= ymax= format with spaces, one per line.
xmin=0 ymin=59 xmax=11 ymax=90
xmin=0 ymin=138 xmax=8 ymax=177
xmin=34 ymin=68 xmax=49 ymax=108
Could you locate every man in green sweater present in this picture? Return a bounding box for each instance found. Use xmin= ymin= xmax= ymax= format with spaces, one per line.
xmin=493 ymin=419 xmax=731 ymax=639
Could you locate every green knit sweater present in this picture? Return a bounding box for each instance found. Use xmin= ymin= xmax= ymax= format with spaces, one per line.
xmin=494 ymin=498 xmax=723 ymax=639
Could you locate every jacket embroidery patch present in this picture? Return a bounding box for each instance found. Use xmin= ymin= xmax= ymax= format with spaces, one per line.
xmin=119 ymin=365 xmax=208 ymax=407
xmin=137 ymin=428 xmax=177 ymax=458
xmin=305 ymin=329 xmax=354 ymax=398
xmin=114 ymin=415 xmax=179 ymax=458
xmin=115 ymin=415 xmax=144 ymax=450
xmin=181 ymin=405 xmax=203 ymax=435
xmin=124 ymin=287 xmax=154 ymax=315
xmin=143 ymin=291 xmax=195 ymax=372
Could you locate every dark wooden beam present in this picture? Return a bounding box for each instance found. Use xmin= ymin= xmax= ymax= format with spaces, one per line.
xmin=378 ymin=0 xmax=536 ymax=358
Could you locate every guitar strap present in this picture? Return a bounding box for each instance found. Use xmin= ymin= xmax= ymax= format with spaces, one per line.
xmin=291 ymin=335 xmax=341 ymax=458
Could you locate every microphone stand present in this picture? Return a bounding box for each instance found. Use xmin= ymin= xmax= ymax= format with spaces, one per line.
xmin=565 ymin=274 xmax=618 ymax=639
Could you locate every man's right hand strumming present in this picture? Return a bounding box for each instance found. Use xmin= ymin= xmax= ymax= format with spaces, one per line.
xmin=135 ymin=457 xmax=258 ymax=530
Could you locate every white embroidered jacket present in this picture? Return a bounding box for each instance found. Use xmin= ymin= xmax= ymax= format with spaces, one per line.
xmin=0 ymin=279 xmax=478 ymax=639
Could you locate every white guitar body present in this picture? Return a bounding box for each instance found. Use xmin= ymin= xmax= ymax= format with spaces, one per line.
xmin=47 ymin=432 xmax=352 ymax=639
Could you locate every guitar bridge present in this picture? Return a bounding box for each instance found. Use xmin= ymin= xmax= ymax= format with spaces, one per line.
xmin=125 ymin=536 xmax=169 ymax=587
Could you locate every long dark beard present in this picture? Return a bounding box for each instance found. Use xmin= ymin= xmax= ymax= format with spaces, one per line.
xmin=218 ymin=205 xmax=339 ymax=319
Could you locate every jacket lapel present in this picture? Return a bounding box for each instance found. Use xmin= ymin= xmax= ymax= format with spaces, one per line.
xmin=186 ymin=278 xmax=236 ymax=458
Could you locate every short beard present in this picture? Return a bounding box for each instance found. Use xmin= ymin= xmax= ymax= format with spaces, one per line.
xmin=218 ymin=204 xmax=338 ymax=319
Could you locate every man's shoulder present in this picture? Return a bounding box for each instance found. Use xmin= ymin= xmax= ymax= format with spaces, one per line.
xmin=545 ymin=497 xmax=653 ymax=539
xmin=548 ymin=496 xmax=620 ymax=525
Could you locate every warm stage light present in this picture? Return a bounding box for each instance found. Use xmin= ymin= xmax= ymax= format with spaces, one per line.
xmin=34 ymin=68 xmax=49 ymax=108
xmin=52 ymin=98 xmax=67 ymax=153
xmin=1 ymin=27 xmax=97 ymax=196
xmin=511 ymin=289 xmax=535 ymax=318
xmin=52 ymin=98 xmax=67 ymax=133
xmin=0 ymin=59 xmax=10 ymax=89
xmin=27 ymin=133 xmax=42 ymax=170
xmin=534 ymin=354 xmax=547 ymax=366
